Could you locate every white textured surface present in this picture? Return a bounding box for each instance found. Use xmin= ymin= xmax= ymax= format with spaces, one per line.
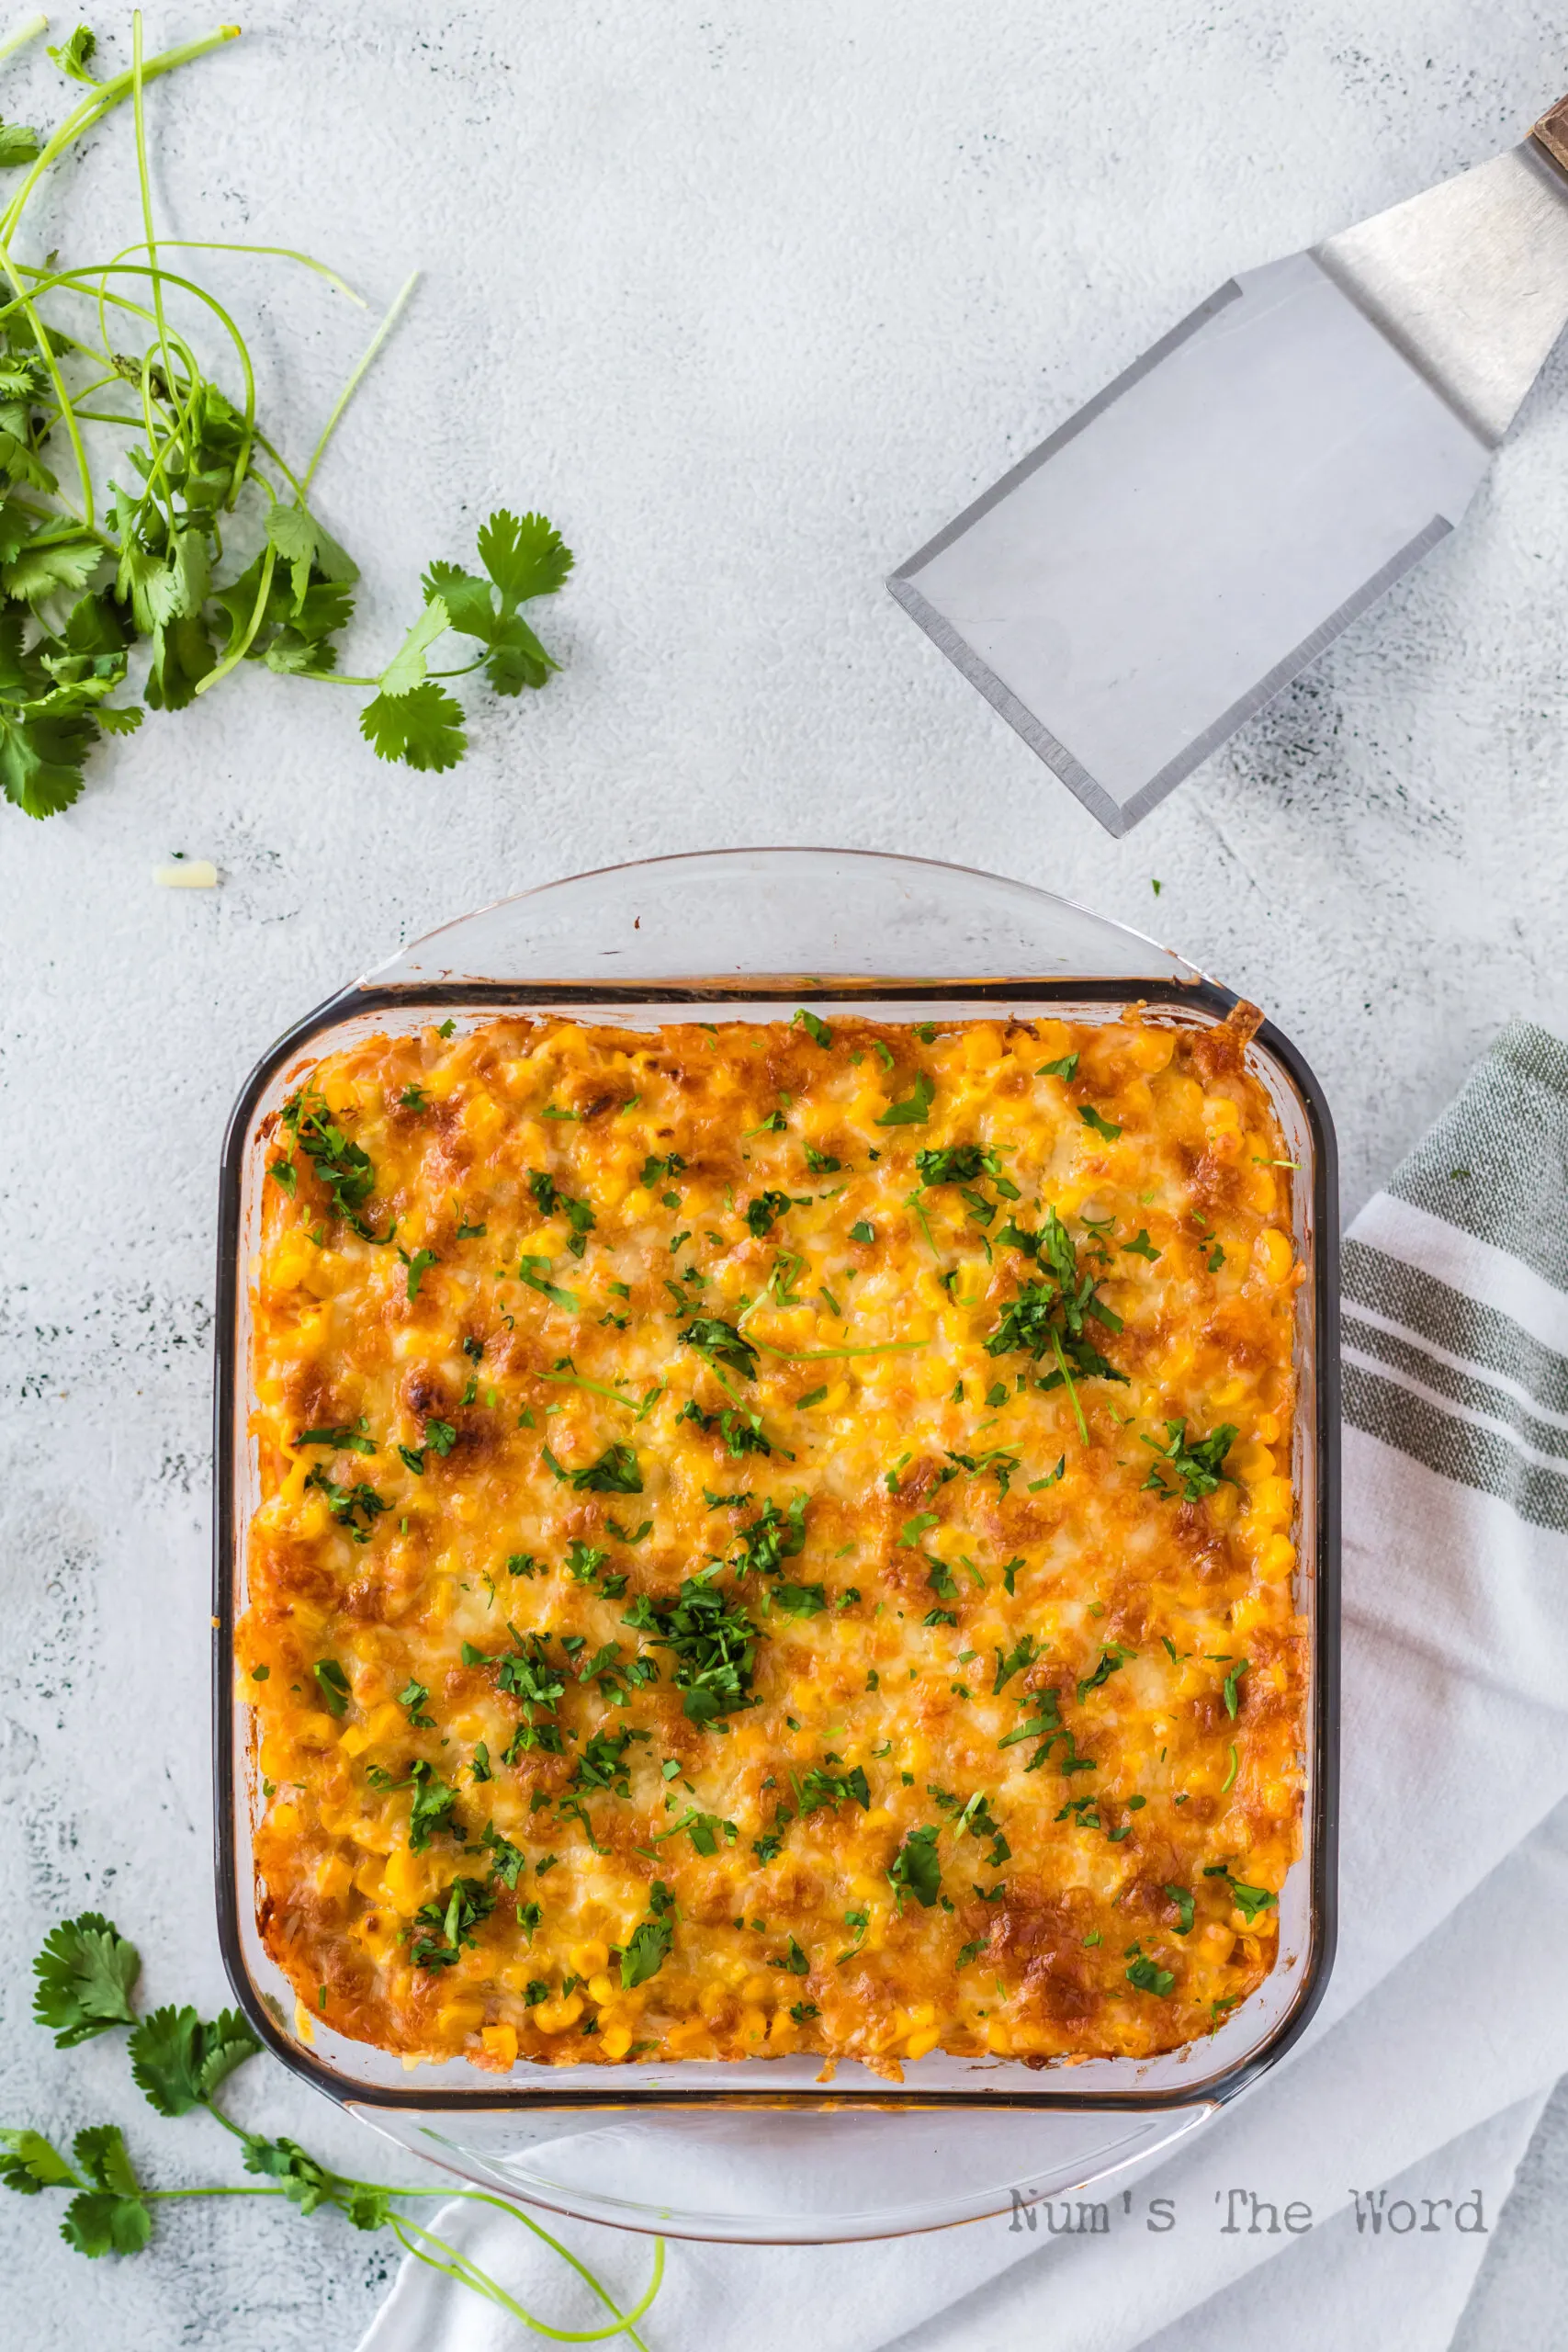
xmin=3 ymin=2 xmax=1566 ymax=2345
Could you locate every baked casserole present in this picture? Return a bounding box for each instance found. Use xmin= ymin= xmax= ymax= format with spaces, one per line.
xmin=239 ymin=1003 xmax=1305 ymax=2075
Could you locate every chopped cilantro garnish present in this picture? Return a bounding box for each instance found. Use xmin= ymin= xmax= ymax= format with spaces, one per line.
xmin=875 ymin=1071 xmax=934 ymax=1126
xmin=887 ymin=1825 xmax=942 ymax=1910
xmin=1222 ymin=1658 xmax=1250 ymax=1718
xmin=630 ymin=1576 xmax=761 ymax=1726
xmin=679 ymin=1316 xmax=760 ymax=1379
xmin=774 ymin=1582 xmax=827 ymax=1618
xmin=304 ymin=1468 xmax=387 ymax=1542
xmin=311 ymin=1659 xmax=350 ymax=1717
xmin=396 ymin=1677 xmax=434 ymax=1728
xmin=1142 ymin=1420 xmax=1236 ymax=1502
xmin=516 ymin=1256 xmax=580 ymax=1310
xmin=280 ymin=1091 xmax=392 ymax=1242
xmin=528 ymin=1169 xmax=596 ymax=1258
xmin=796 ymin=1763 xmax=870 ymax=1815
xmin=745 ymin=1190 xmax=792 ymax=1238
xmin=621 ymin=1883 xmax=676 ymax=1988
xmin=411 ymin=1877 xmax=494 ymax=1970
xmin=295 ymin=1421 xmax=375 ymax=1455
xmin=570 ymin=1442 xmax=642 ymax=1493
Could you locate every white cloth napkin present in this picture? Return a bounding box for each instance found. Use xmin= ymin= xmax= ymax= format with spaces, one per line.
xmin=356 ymin=1019 xmax=1568 ymax=2352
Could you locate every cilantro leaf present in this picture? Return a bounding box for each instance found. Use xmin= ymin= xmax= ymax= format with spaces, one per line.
xmin=129 ymin=2004 xmax=261 ymax=2116
xmin=0 ymin=121 xmax=42 ymax=169
xmin=359 ymin=680 xmax=468 ymax=772
xmin=1225 ymin=1876 xmax=1277 ymax=1924
xmin=621 ymin=1881 xmax=677 ymax=1988
xmin=3 ymin=533 xmax=100 ymax=602
xmin=1142 ymin=1420 xmax=1237 ymax=1502
xmin=265 ymin=504 xmax=357 ymax=609
xmin=0 ymin=704 xmax=96 ymax=819
xmin=312 ymin=1658 xmax=352 ymax=1715
xmin=570 ymin=1442 xmax=642 ymax=1494
xmin=0 ymin=2127 xmax=79 ymax=2194
xmin=477 ymin=509 xmax=573 ymax=605
xmin=517 ymin=1255 xmax=580 ymax=1310
xmin=379 ymin=594 xmax=451 ymax=696
xmin=1125 ymin=1956 xmax=1176 ymax=1996
xmin=49 ymin=27 xmax=98 ymax=84
xmin=887 ymin=1825 xmax=942 ymax=1909
xmin=875 ymin=1071 xmax=934 ymax=1126
xmin=60 ymin=2126 xmax=152 ymax=2257
xmin=240 ymin=2131 xmax=336 ymax=2214
xmin=679 ymin=1317 xmax=759 ymax=1379
xmin=32 ymin=1913 xmax=141 ymax=2046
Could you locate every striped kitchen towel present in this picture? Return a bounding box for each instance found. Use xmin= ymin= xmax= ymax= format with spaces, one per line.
xmin=358 ymin=1020 xmax=1568 ymax=2352
xmin=1328 ymin=1016 xmax=1568 ymax=2019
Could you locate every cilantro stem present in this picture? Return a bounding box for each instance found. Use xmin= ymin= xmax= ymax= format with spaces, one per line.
xmin=905 ymin=1190 xmax=941 ymax=1260
xmin=1050 ymin=1327 xmax=1089 ymax=1445
xmin=0 ymin=26 xmax=242 ymax=247
xmin=196 ymin=541 xmax=279 ymax=694
xmin=5 ymin=262 xmax=261 ymax=467
xmin=389 ymin=2209 xmax=663 ymax=2345
xmin=301 ymin=267 xmax=418 ymax=496
xmin=750 ymin=1337 xmax=927 ymax=1363
xmin=107 ymin=237 xmax=366 ymax=308
xmin=0 ymin=13 xmax=46 ymax=67
xmin=202 ymin=2100 xmax=662 ymax=2345
xmin=145 ymin=2184 xmax=289 ymax=2200
xmin=131 ymin=14 xmax=178 ymax=418
xmin=543 ymin=1371 xmax=641 ymax=1411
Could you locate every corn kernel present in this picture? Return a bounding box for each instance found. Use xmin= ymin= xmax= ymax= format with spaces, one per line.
xmin=1256 ymin=1227 xmax=1293 ymax=1284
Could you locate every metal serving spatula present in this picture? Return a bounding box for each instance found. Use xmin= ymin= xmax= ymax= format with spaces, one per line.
xmin=889 ymin=99 xmax=1568 ymax=834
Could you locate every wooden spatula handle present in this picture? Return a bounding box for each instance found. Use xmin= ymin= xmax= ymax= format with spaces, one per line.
xmin=1531 ymin=96 xmax=1568 ymax=175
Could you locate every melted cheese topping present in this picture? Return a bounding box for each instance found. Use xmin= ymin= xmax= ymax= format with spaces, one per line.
xmin=241 ymin=1006 xmax=1305 ymax=2075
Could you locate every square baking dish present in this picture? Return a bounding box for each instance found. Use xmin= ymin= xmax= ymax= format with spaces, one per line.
xmin=213 ymin=847 xmax=1338 ymax=2241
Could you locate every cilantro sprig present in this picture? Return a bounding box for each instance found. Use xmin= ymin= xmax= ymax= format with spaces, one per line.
xmin=985 ymin=1207 xmax=1128 ymax=1439
xmin=1142 ymin=1419 xmax=1238 ymax=1502
xmin=0 ymin=22 xmax=573 ymax=820
xmin=5 ymin=1909 xmax=663 ymax=2340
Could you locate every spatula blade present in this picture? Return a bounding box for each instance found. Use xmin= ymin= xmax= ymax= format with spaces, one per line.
xmin=890 ymin=251 xmax=1489 ymax=834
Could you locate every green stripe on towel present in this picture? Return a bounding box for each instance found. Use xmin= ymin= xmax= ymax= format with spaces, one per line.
xmin=1344 ymin=1361 xmax=1568 ymax=1533
xmin=1342 ymin=1310 xmax=1568 ymax=1464
xmin=1343 ymin=1239 xmax=1568 ymax=1418
xmin=1389 ymin=1021 xmax=1568 ymax=1291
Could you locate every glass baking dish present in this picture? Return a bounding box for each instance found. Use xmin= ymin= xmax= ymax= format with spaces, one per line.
xmin=213 ymin=847 xmax=1339 ymax=2244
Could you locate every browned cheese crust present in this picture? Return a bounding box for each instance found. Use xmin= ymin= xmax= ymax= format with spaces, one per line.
xmin=240 ymin=1005 xmax=1304 ymax=2075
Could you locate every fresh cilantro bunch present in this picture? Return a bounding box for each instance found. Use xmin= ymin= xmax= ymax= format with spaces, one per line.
xmin=0 ymin=17 xmax=572 ymax=819
xmin=4 ymin=1911 xmax=663 ymax=2341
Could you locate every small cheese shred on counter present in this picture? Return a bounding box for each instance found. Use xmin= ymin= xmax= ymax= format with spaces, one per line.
xmin=240 ymin=1003 xmax=1306 ymax=2076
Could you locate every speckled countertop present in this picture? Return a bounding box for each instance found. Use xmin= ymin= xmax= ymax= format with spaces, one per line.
xmin=3 ymin=3 xmax=1565 ymax=2345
